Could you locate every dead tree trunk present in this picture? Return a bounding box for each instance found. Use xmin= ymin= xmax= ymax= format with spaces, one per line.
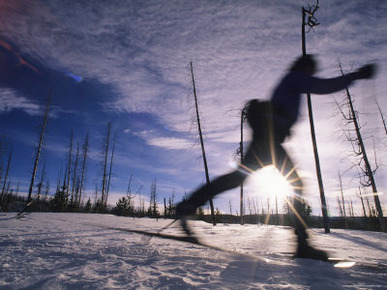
xmin=337 ymin=64 xmax=386 ymax=232
xmin=189 ymin=61 xmax=216 ymax=225
xmin=101 ymin=122 xmax=111 ymax=209
xmin=27 ymin=95 xmax=51 ymax=202
xmin=71 ymin=142 xmax=80 ymax=207
xmin=338 ymin=170 xmax=348 ymax=229
xmin=105 ymin=133 xmax=116 ymax=208
xmin=37 ymin=160 xmax=46 ymax=197
xmin=65 ymin=131 xmax=73 ymax=207
xmin=301 ymin=1 xmax=330 ymax=233
xmin=376 ymin=100 xmax=387 ymax=135
xmin=357 ymin=187 xmax=367 ymax=217
xmin=149 ymin=178 xmax=158 ymax=218
xmin=78 ymin=133 xmax=89 ymax=207
xmin=1 ymin=150 xmax=12 ymax=196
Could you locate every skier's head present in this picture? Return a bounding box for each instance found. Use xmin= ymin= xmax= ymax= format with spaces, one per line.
xmin=289 ymin=54 xmax=318 ymax=75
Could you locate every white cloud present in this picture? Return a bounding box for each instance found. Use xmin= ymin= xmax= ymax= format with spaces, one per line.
xmin=133 ymin=129 xmax=193 ymax=151
xmin=0 ymin=89 xmax=42 ymax=115
xmin=146 ymin=136 xmax=192 ymax=150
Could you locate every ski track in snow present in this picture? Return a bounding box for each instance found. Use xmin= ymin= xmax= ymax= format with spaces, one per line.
xmin=0 ymin=213 xmax=386 ymax=289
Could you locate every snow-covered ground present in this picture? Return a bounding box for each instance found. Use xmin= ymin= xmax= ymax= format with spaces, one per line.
xmin=1 ymin=213 xmax=386 ymax=289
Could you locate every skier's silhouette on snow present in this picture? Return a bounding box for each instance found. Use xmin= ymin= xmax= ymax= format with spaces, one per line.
xmin=176 ymin=54 xmax=377 ymax=260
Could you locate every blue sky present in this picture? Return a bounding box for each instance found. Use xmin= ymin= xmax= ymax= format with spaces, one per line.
xmin=0 ymin=0 xmax=386 ymax=216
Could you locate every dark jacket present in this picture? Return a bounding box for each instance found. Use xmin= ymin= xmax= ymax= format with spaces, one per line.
xmin=270 ymin=71 xmax=355 ymax=135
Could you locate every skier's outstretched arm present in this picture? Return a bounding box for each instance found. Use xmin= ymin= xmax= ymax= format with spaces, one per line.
xmin=304 ymin=63 xmax=377 ymax=95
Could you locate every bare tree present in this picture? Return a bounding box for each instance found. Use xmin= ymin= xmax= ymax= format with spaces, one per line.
xmin=105 ymin=133 xmax=117 ymax=208
xmin=189 ymin=61 xmax=215 ymax=225
xmin=1 ymin=150 xmax=12 ymax=196
xmin=148 ymin=178 xmax=158 ymax=218
xmin=78 ymin=133 xmax=89 ymax=207
xmin=168 ymin=191 xmax=175 ymax=217
xmin=126 ymin=174 xmax=142 ymax=215
xmin=301 ymin=0 xmax=330 ymax=233
xmin=348 ymin=197 xmax=354 ymax=217
xmin=101 ymin=122 xmax=111 ymax=209
xmin=66 ymin=131 xmax=73 ymax=206
xmin=336 ymin=62 xmax=386 ymax=232
xmin=27 ymin=96 xmax=51 ymax=202
xmin=163 ymin=190 xmax=175 ymax=218
xmin=336 ymin=196 xmax=343 ymax=216
xmin=337 ymin=170 xmax=348 ymax=228
xmin=356 ymin=187 xmax=367 ymax=217
xmin=44 ymin=179 xmax=50 ymax=201
xmin=37 ymin=160 xmax=46 ymax=197
xmin=70 ymin=142 xmax=80 ymax=207
xmin=36 ymin=160 xmax=47 ymax=211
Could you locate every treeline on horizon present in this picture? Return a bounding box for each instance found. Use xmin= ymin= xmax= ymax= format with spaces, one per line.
xmin=0 ymin=179 xmax=383 ymax=232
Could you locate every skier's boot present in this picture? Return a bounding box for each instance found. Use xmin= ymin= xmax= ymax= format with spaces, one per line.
xmin=292 ymin=199 xmax=329 ymax=261
xmin=294 ymin=227 xmax=328 ymax=261
xmin=295 ymin=242 xmax=329 ymax=261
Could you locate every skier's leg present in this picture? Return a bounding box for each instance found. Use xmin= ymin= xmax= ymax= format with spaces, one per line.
xmin=176 ymin=140 xmax=267 ymax=218
xmin=176 ymin=169 xmax=248 ymax=217
xmin=276 ymin=148 xmax=308 ymax=245
xmin=274 ymin=144 xmax=328 ymax=260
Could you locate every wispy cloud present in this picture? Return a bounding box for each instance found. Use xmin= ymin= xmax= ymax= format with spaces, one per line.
xmin=0 ymin=89 xmax=41 ymax=115
xmin=146 ymin=136 xmax=192 ymax=151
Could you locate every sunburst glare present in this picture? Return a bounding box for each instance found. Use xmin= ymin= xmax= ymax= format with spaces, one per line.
xmin=248 ymin=165 xmax=293 ymax=203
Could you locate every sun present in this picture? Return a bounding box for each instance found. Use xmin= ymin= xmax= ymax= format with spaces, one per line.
xmin=248 ymin=165 xmax=293 ymax=201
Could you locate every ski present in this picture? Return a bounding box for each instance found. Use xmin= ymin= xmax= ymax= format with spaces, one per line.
xmin=95 ymin=225 xmax=383 ymax=269
xmin=97 ymin=225 xmax=252 ymax=257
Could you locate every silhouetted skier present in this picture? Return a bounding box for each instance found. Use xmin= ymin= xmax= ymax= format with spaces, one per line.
xmin=176 ymin=55 xmax=376 ymax=260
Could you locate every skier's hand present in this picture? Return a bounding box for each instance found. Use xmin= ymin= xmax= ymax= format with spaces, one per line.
xmin=353 ymin=64 xmax=378 ymax=80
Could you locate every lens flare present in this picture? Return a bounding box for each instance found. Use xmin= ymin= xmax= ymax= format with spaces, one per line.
xmin=250 ymin=165 xmax=292 ymax=199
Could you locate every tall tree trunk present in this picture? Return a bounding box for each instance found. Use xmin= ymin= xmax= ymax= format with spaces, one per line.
xmin=78 ymin=133 xmax=89 ymax=207
xmin=376 ymin=100 xmax=387 ymax=135
xmin=71 ymin=142 xmax=80 ymax=207
xmin=37 ymin=160 xmax=46 ymax=197
xmin=338 ymin=171 xmax=348 ymax=229
xmin=189 ymin=61 xmax=216 ymax=225
xmin=301 ymin=4 xmax=330 ymax=233
xmin=66 ymin=131 xmax=73 ymax=207
xmin=149 ymin=178 xmax=157 ymax=217
xmin=1 ymin=150 xmax=12 ymax=196
xmin=101 ymin=123 xmax=111 ymax=209
xmin=27 ymin=96 xmax=51 ymax=202
xmin=357 ymin=188 xmax=367 ymax=217
xmin=105 ymin=133 xmax=116 ymax=208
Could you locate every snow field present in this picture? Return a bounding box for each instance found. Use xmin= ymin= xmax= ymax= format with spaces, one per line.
xmin=0 ymin=213 xmax=386 ymax=289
